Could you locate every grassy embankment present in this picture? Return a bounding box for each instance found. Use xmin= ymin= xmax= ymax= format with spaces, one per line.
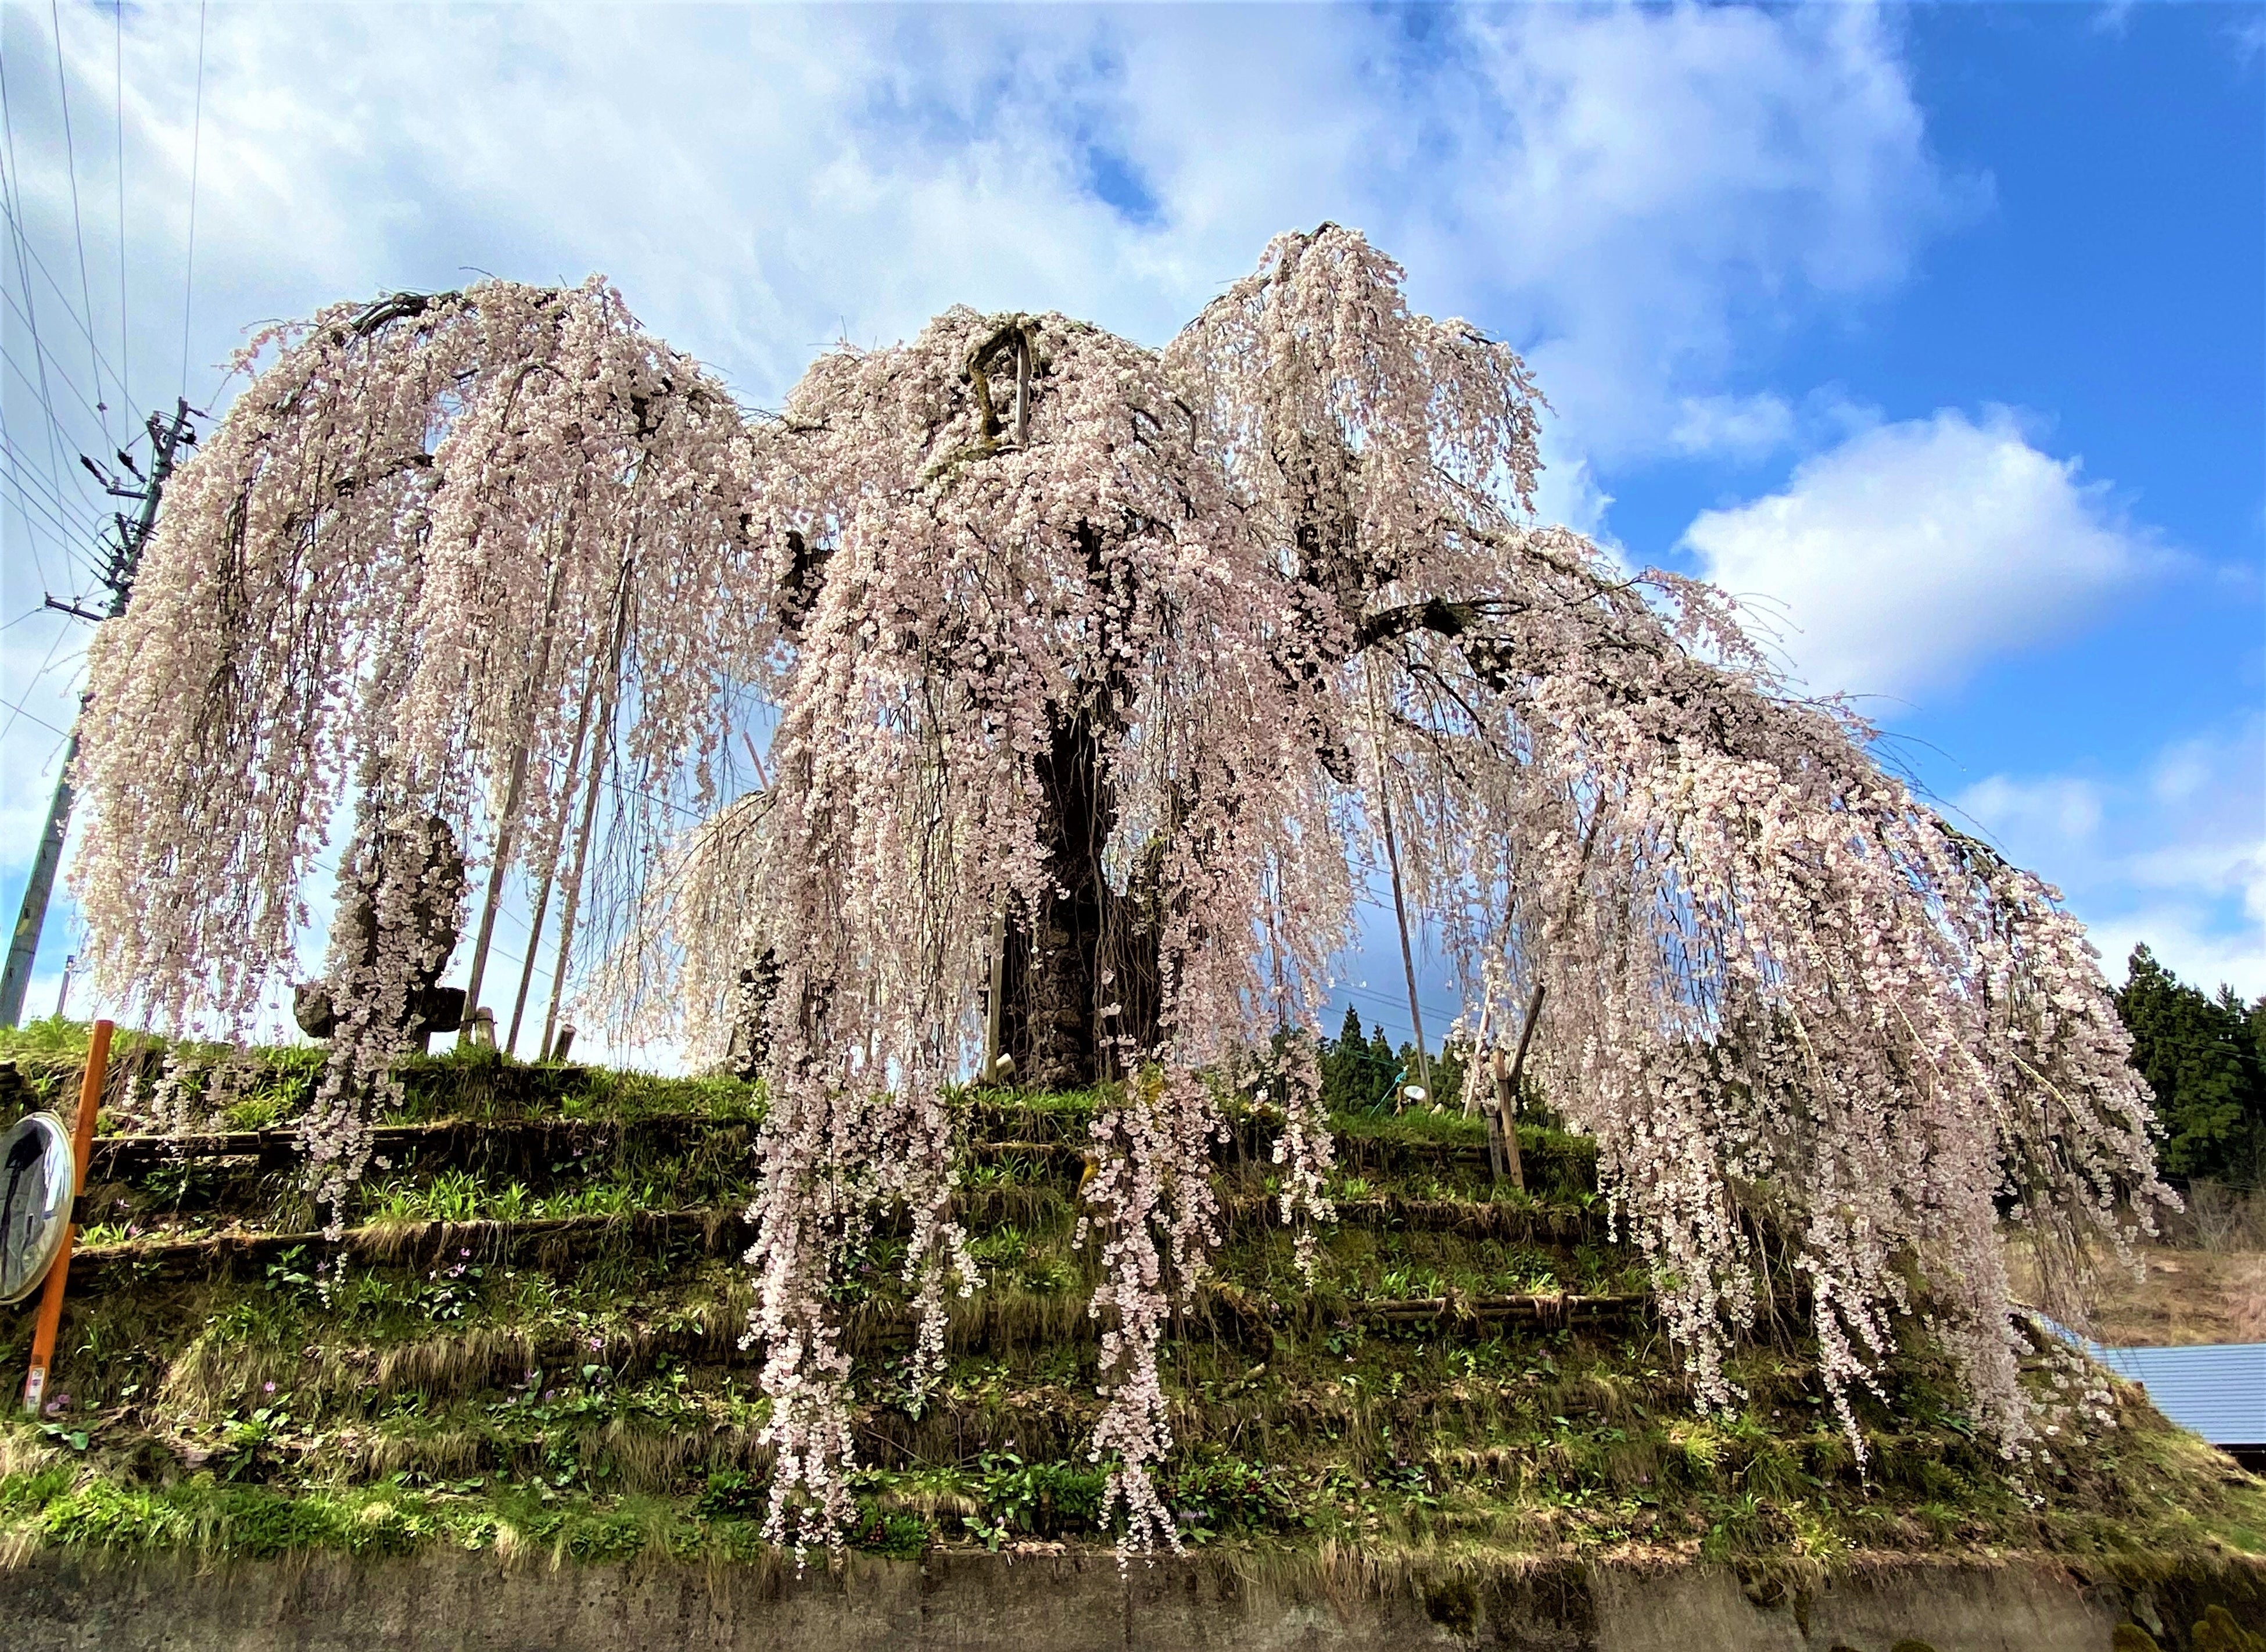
xmin=1 ymin=1017 xmax=2261 ymax=1589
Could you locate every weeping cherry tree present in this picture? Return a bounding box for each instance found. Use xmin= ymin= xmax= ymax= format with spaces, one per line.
xmin=71 ymin=228 xmax=2165 ymax=1556
xmin=71 ymin=278 xmax=765 ymax=1210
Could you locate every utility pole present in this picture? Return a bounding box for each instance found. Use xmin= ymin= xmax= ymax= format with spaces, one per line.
xmin=0 ymin=401 xmax=196 ymax=1027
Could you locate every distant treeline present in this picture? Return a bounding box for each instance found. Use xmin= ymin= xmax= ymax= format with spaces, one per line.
xmin=1320 ymin=947 xmax=2266 ymax=1191
xmin=2116 ymin=945 xmax=2266 ymax=1191
xmin=1318 ymin=1005 xmax=1469 ymax=1116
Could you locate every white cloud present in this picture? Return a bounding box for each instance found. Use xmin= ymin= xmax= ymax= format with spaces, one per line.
xmin=1667 ymin=386 xmax=1877 ymax=463
xmin=1956 ymin=721 xmax=2266 ymax=998
xmin=2235 ymin=13 xmax=2266 ymax=67
xmin=0 ymin=1 xmax=1970 ymax=1030
xmin=1959 ymin=775 xmax=2107 ymax=849
xmin=1669 ymin=393 xmax=1798 ymax=461
xmin=1420 ymin=6 xmax=1978 ymax=461
xmin=3 ymin=0 xmax=1963 ymax=795
xmin=1680 ymin=408 xmax=2160 ymax=701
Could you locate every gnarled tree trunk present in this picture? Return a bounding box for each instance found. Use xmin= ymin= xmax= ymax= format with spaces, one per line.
xmin=999 ymin=709 xmax=1163 ymax=1088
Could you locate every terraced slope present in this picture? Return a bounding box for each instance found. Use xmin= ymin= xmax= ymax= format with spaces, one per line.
xmin=1 ymin=1031 xmax=2261 ymax=1586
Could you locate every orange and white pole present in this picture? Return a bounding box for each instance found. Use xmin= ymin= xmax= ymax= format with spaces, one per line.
xmin=22 ymin=1017 xmax=111 ymax=1414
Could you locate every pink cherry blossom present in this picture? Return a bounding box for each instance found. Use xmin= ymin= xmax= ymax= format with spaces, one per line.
xmin=71 ymin=228 xmax=2166 ymax=1555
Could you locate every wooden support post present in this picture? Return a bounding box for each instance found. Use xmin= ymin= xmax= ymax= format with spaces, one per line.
xmin=1489 ymin=1044 xmax=1525 ymax=1195
xmin=1483 ymin=1053 xmax=1506 ymax=1182
xmin=22 ymin=1018 xmax=111 ymax=1413
xmin=505 ymin=642 xmax=604 ymax=1056
xmin=980 ymin=900 xmax=1008 ymax=1085
xmin=1463 ymin=1003 xmax=1491 ymax=1120
xmin=539 ymin=563 xmax=632 ymax=1063
xmin=1377 ymin=786 xmax=1431 ymax=1107
xmin=461 ymin=560 xmax=567 ymax=1043
xmin=1497 ymin=976 xmax=1550 ymax=1195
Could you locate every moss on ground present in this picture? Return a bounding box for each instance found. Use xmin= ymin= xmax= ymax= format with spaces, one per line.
xmin=2 ymin=1026 xmax=2261 ymax=1579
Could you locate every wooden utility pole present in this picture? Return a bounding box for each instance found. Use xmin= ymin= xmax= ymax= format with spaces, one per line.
xmin=1 ymin=406 xmax=194 ymax=1027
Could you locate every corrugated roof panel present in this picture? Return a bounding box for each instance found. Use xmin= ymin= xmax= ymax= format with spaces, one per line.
xmin=2095 ymin=1342 xmax=2266 ymax=1446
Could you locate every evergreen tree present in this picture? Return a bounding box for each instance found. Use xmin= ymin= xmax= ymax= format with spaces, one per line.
xmin=1432 ymin=1038 xmax=1470 ymax=1112
xmin=2116 ymin=945 xmax=2265 ymax=1185
xmin=1367 ymin=1024 xmax=1399 ymax=1108
xmin=1320 ymin=1006 xmax=1396 ymax=1115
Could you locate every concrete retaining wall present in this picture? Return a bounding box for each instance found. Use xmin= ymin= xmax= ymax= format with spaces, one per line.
xmin=2 ymin=1547 xmax=2258 ymax=1651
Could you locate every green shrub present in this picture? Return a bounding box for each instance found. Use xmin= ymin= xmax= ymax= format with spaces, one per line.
xmin=695 ymin=1470 xmax=769 ymax=1520
xmin=1165 ymin=1458 xmax=1303 ymax=1534
xmin=205 ymin=1487 xmax=347 ymax=1557
xmin=562 ymin=1509 xmax=648 ymax=1561
xmin=971 ymin=1454 xmax=1109 ymax=1546
xmin=849 ymin=1503 xmax=929 ymax=1558
xmin=0 ymin=1465 xmax=75 ymax=1515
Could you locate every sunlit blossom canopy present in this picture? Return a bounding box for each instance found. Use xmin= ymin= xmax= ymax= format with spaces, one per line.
xmin=70 ymin=227 xmax=2165 ymax=1553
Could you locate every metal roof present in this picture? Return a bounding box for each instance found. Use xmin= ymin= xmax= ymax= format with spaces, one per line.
xmin=2093 ymin=1342 xmax=2266 ymax=1446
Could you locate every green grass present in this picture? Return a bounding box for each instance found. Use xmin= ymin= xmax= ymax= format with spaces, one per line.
xmin=2 ymin=1035 xmax=2260 ymax=1583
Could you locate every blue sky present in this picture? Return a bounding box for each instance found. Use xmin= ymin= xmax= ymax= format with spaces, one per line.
xmin=2 ymin=2 xmax=2260 ymax=1056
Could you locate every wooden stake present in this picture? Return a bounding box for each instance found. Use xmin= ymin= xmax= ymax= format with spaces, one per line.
xmin=540 ymin=567 xmax=632 ymax=1062
xmin=22 ymin=1018 xmax=111 ymax=1413
xmin=980 ymin=898 xmax=1007 ymax=1084
xmin=462 ymin=558 xmax=568 ymax=1042
xmin=506 ymin=633 xmax=606 ymax=1055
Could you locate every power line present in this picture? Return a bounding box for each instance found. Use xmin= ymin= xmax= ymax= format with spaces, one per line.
xmin=0 ymin=440 xmax=114 ymax=601
xmin=113 ymin=0 xmax=129 ymax=425
xmin=178 ymin=1 xmax=205 ymax=400
xmin=0 ymin=152 xmax=132 ymax=419
xmin=0 ymin=447 xmax=103 ymax=553
xmin=50 ymin=0 xmax=111 ymax=442
xmin=0 ymin=421 xmax=106 ymax=535
xmin=0 ymin=693 xmax=71 ymax=743
xmin=0 ymin=51 xmax=88 ymax=596
xmin=0 ymin=623 xmax=74 ymax=747
xmin=0 ymin=279 xmax=115 ymax=438
xmin=0 ymin=403 xmax=107 ymax=518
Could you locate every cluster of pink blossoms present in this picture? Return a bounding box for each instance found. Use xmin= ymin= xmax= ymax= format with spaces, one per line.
xmin=72 ymin=228 xmax=2165 ymax=1554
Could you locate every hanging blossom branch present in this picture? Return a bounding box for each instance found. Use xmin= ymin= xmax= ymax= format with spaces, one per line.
xmin=704 ymin=306 xmax=1356 ymax=1553
xmin=71 ymin=278 xmax=766 ymax=1221
xmin=654 ymin=227 xmax=2158 ymax=1549
xmin=1341 ymin=531 xmax=2168 ymax=1453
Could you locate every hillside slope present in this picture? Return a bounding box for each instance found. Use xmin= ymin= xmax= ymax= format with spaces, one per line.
xmin=1 ymin=1027 xmax=2260 ymax=1599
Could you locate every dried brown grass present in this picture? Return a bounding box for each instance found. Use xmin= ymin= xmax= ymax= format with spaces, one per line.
xmin=2011 ymin=1232 xmax=2266 ymax=1346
